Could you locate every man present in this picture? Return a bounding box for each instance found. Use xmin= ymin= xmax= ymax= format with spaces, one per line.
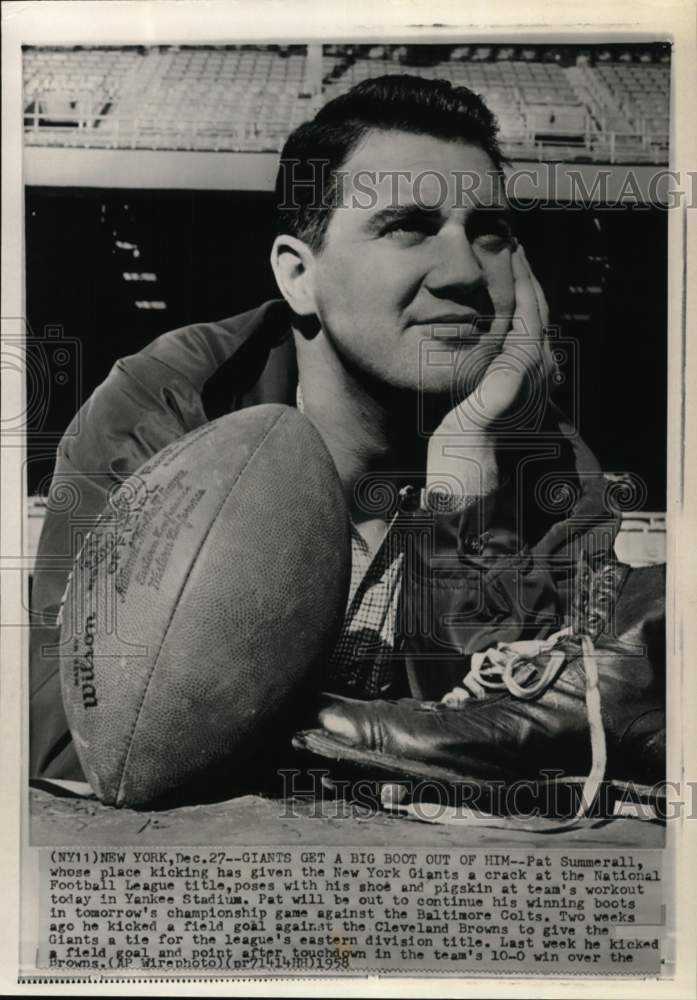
xmin=30 ymin=75 xmax=664 ymax=803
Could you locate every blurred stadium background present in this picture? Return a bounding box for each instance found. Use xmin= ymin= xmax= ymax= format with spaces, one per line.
xmin=23 ymin=42 xmax=669 ymax=565
xmin=24 ymin=42 xmax=669 ymax=161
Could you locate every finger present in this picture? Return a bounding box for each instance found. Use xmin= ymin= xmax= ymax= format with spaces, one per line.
xmin=517 ymin=243 xmax=550 ymax=328
xmin=517 ymin=245 xmax=557 ymax=383
xmin=528 ymin=279 xmax=556 ymax=380
xmin=511 ymin=248 xmax=542 ymax=343
xmin=488 ymin=243 xmax=518 ymax=340
xmin=507 ymin=249 xmax=545 ymax=381
xmin=490 ymin=253 xmax=549 ymax=413
xmin=456 ymin=248 xmax=546 ymax=425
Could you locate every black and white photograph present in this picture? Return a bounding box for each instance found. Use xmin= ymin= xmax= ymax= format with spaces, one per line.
xmin=2 ymin=0 xmax=695 ymax=991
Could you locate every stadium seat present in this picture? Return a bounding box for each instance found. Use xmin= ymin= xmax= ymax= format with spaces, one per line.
xmin=23 ymin=46 xmax=669 ymax=162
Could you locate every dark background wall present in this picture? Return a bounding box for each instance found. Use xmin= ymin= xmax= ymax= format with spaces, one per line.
xmin=24 ymin=187 xmax=667 ymax=508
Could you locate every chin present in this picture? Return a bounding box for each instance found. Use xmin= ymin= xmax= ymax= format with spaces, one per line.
xmin=402 ymin=340 xmax=492 ymax=398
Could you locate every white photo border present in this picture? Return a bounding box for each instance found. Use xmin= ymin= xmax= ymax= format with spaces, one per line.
xmin=2 ymin=1 xmax=696 ymax=996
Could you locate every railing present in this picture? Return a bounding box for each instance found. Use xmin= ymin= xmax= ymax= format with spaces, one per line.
xmin=23 ymin=105 xmax=669 ymax=163
xmin=23 ymin=107 xmax=299 ymax=152
xmin=502 ymin=129 xmax=668 ymax=164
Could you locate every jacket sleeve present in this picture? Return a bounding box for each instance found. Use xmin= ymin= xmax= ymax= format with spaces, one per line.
xmin=401 ymin=476 xmax=620 ymax=701
xmin=29 ymin=305 xmax=291 ymax=779
xmin=29 ymin=346 xmax=211 ymax=778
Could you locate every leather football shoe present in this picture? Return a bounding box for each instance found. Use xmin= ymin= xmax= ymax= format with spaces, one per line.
xmin=293 ymin=566 xmax=665 ymax=801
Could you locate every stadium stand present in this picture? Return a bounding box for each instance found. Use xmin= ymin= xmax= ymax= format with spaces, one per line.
xmin=23 ymin=47 xmax=142 ymax=129
xmin=595 ymin=62 xmax=669 ymax=153
xmin=22 ymin=43 xmax=669 ymax=555
xmin=24 ymin=46 xmax=315 ymax=151
xmin=322 ymin=54 xmax=587 ymax=148
xmin=567 ymin=60 xmax=669 ymax=161
xmin=23 ymin=44 xmax=669 ymax=163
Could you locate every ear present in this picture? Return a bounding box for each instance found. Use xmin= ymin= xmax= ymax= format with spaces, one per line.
xmin=270 ymin=234 xmax=317 ymax=317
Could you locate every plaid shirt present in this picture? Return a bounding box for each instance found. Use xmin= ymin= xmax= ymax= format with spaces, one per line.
xmin=326 ymin=518 xmax=405 ymax=697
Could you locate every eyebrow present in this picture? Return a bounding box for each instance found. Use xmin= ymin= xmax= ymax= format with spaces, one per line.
xmin=363 ymin=202 xmax=513 ymax=235
xmin=363 ymin=204 xmax=443 ymax=235
xmin=468 ymin=205 xmax=513 ymax=225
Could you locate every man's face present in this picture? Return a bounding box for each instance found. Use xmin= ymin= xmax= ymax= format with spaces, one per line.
xmin=310 ymin=129 xmax=516 ymax=396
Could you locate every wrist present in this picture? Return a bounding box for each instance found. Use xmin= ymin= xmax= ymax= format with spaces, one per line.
xmin=420 ymin=485 xmax=485 ymax=513
xmin=426 ymin=435 xmax=499 ymax=498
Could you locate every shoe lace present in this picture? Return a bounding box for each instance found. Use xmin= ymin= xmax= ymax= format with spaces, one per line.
xmin=433 ymin=627 xmax=607 ymax=830
xmin=441 ymin=626 xmax=575 ymax=705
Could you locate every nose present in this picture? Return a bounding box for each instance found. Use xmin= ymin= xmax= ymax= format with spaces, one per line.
xmin=423 ymin=227 xmax=486 ymax=301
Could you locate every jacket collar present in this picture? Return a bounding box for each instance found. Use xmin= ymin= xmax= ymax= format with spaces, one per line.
xmin=201 ymin=299 xmax=293 ymax=419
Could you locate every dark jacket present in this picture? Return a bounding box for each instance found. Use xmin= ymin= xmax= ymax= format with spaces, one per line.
xmin=30 ymin=299 xmax=619 ymax=779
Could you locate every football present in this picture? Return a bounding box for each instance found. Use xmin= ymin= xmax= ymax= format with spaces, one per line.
xmin=58 ymin=404 xmax=350 ymax=808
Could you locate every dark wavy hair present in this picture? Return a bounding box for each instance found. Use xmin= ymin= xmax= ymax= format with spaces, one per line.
xmin=274 ymin=74 xmax=505 ymax=251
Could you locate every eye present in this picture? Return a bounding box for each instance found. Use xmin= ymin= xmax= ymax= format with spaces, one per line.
xmin=467 ymin=214 xmax=514 ymax=253
xmin=382 ymin=215 xmax=439 ymax=243
xmin=474 ymin=234 xmax=511 ymax=253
